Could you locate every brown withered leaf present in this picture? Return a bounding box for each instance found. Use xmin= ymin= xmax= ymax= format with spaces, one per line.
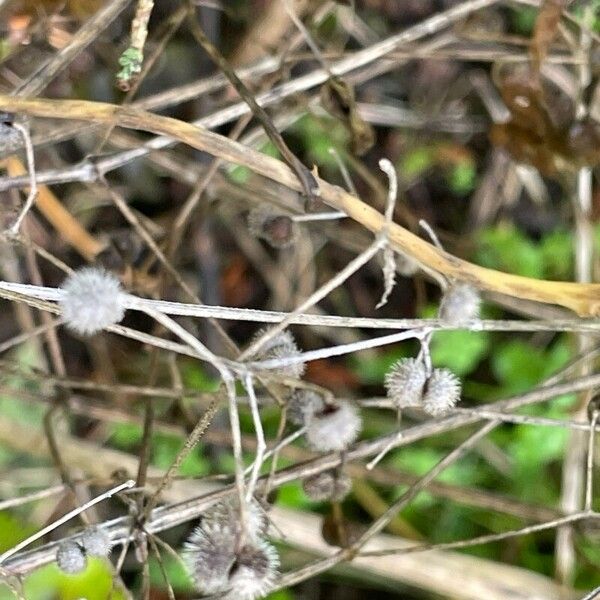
xmin=490 ymin=71 xmax=600 ymax=176
xmin=321 ymin=77 xmax=375 ymax=156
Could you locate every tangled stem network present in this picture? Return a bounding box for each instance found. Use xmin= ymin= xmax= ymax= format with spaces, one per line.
xmin=1 ymin=1 xmax=600 ymax=599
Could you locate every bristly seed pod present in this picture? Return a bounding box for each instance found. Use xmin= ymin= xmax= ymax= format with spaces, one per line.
xmin=59 ymin=267 xmax=127 ymax=336
xmin=247 ymin=205 xmax=298 ymax=249
xmin=384 ymin=357 xmax=427 ymax=409
xmin=438 ymin=283 xmax=481 ymax=325
xmin=183 ymin=522 xmax=279 ymax=600
xmin=422 ymin=368 xmax=461 ymax=416
xmin=56 ymin=541 xmax=87 ymax=575
xmin=249 ymin=329 xmax=305 ymax=380
xmin=202 ymin=497 xmax=269 ymax=541
xmin=302 ymin=470 xmax=352 ymax=502
xmin=79 ymin=527 xmax=112 ymax=558
xmin=305 ymin=400 xmax=362 ymax=452
xmin=287 ymin=390 xmax=324 ymax=426
xmin=226 ymin=539 xmax=280 ymax=600
xmin=0 ymin=122 xmax=23 ymax=155
xmin=183 ymin=522 xmax=237 ymax=595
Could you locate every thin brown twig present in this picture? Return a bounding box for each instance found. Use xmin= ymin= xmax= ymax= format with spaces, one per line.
xmin=186 ymin=6 xmax=319 ymax=205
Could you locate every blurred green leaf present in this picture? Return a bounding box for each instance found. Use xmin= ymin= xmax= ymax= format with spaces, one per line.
xmin=447 ymin=160 xmax=477 ymax=196
xmin=349 ymin=346 xmax=409 ymax=385
xmin=228 ymin=164 xmax=250 ymax=185
xmin=0 ymin=513 xmax=36 ymax=552
xmin=399 ymin=147 xmax=433 ymax=180
xmin=540 ymin=230 xmax=573 ymax=280
xmin=181 ymin=362 xmax=220 ymax=392
xmin=291 ymin=115 xmax=347 ymax=167
xmin=476 ymin=225 xmax=544 ymax=278
xmin=276 ymin=482 xmax=313 ymax=510
xmin=23 ymin=559 xmax=125 ymax=600
xmin=431 ymin=330 xmax=490 ymax=376
xmin=510 ymin=6 xmax=537 ymax=34
xmin=149 ymin=553 xmax=193 ymax=592
xmin=491 ymin=339 xmax=570 ymax=394
xmin=267 ymin=590 xmax=295 ymax=600
xmin=109 ymin=422 xmax=143 ymax=450
xmin=151 ymin=433 xmax=209 ymax=476
xmin=420 ymin=305 xmax=489 ymax=376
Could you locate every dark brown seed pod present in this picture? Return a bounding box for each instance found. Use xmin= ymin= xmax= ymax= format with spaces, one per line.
xmin=287 ymin=389 xmax=325 ymax=426
xmin=302 ymin=470 xmax=352 ymax=502
xmin=227 ymin=540 xmax=280 ymax=600
xmin=247 ymin=205 xmax=298 ymax=249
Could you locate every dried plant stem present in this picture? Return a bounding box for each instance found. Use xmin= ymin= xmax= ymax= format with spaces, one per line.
xmin=136 ymin=306 xmax=248 ymax=531
xmin=2 ymin=96 xmax=600 ymax=314
xmin=0 ymin=480 xmax=134 ymax=564
xmin=187 ymin=11 xmax=318 ymax=203
xmin=0 ymin=484 xmax=66 ymax=511
xmin=357 ymin=422 xmax=498 ymax=549
xmin=359 ymin=511 xmax=598 ymax=558
xmin=0 ymin=0 xmax=503 ymax=194
xmin=243 ymin=373 xmax=267 ymax=501
xmin=0 ymin=368 xmax=596 ymax=591
xmin=144 ymin=399 xmax=219 ymax=517
xmin=6 ymin=123 xmax=37 ymax=235
xmin=584 ymin=409 xmax=599 ymax=512
xmin=117 ymin=0 xmax=155 ymax=91
xmin=9 ymin=278 xmax=600 ymax=332
xmin=4 ymin=159 xmax=104 ymax=261
xmin=241 ymin=238 xmax=384 ymax=360
xmin=13 ymin=0 xmax=132 ymax=97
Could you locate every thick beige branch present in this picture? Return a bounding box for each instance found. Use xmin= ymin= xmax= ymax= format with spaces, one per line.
xmin=1 ymin=96 xmax=599 ymax=315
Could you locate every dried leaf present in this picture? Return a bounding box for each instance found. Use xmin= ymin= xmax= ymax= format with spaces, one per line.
xmin=490 ymin=71 xmax=600 ymax=175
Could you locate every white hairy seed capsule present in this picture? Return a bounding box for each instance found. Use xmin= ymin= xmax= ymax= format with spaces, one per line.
xmin=247 ymin=205 xmax=298 ymax=249
xmin=287 ymin=390 xmax=324 ymax=426
xmin=202 ymin=497 xmax=268 ymax=540
xmin=0 ymin=122 xmax=23 ymax=154
xmin=384 ymin=358 xmax=427 ymax=409
xmin=250 ymin=329 xmax=305 ymax=380
xmin=79 ymin=527 xmax=112 ymax=557
xmin=305 ymin=401 xmax=362 ymax=452
xmin=395 ymin=252 xmax=419 ymax=277
xmin=422 ymin=368 xmax=461 ymax=416
xmin=226 ymin=539 xmax=280 ymax=600
xmin=56 ymin=541 xmax=87 ymax=574
xmin=438 ymin=283 xmax=481 ymax=325
xmin=183 ymin=522 xmax=236 ymax=595
xmin=59 ymin=267 xmax=127 ymax=335
xmin=302 ymin=470 xmax=352 ymax=502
